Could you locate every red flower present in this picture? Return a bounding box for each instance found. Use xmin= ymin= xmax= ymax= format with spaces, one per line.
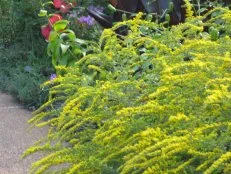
xmin=53 ymin=0 xmax=77 ymax=13
xmin=49 ymin=14 xmax=62 ymax=26
xmin=60 ymin=3 xmax=72 ymax=13
xmin=53 ymin=0 xmax=66 ymax=9
xmin=41 ymin=25 xmax=51 ymax=40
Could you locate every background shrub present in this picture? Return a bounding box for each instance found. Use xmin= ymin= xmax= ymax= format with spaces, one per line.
xmin=24 ymin=6 xmax=231 ymax=174
xmin=0 ymin=0 xmax=53 ymax=108
xmin=0 ymin=0 xmax=106 ymax=108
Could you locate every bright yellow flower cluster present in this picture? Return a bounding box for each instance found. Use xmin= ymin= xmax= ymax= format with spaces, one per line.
xmin=24 ymin=6 xmax=231 ymax=174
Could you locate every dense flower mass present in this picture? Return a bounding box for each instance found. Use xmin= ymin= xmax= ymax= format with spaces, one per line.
xmin=31 ymin=7 xmax=231 ymax=173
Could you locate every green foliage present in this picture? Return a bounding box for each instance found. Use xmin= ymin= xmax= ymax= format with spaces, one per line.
xmin=39 ymin=0 xmax=106 ymax=67
xmin=24 ymin=8 xmax=231 ymax=173
xmin=47 ymin=22 xmax=91 ymax=67
xmin=0 ymin=0 xmax=53 ymax=108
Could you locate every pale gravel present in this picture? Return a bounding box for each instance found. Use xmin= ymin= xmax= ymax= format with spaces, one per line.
xmin=0 ymin=93 xmax=47 ymax=174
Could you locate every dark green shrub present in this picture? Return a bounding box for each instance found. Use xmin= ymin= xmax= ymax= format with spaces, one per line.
xmin=0 ymin=0 xmax=53 ymax=108
xmin=24 ymin=7 xmax=231 ymax=174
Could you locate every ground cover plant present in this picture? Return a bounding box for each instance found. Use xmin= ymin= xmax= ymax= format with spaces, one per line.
xmin=23 ymin=1 xmax=231 ymax=173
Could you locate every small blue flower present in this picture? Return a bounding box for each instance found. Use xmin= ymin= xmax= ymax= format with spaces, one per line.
xmin=50 ymin=73 xmax=57 ymax=81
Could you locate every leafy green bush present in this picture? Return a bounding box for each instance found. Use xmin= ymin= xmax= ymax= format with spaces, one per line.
xmin=24 ymin=7 xmax=231 ymax=174
xmin=0 ymin=0 xmax=106 ymax=107
xmin=0 ymin=0 xmax=53 ymax=108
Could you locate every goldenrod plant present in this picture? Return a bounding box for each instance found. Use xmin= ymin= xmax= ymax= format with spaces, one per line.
xmin=24 ymin=7 xmax=231 ymax=174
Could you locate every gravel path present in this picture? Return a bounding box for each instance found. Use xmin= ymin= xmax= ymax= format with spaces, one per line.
xmin=0 ymin=93 xmax=47 ymax=174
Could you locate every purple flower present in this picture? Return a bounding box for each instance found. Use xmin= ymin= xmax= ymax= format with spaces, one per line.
xmin=50 ymin=73 xmax=57 ymax=81
xmin=78 ymin=15 xmax=95 ymax=26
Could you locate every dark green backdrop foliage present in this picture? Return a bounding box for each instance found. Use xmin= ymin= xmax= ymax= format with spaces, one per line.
xmin=24 ymin=6 xmax=231 ymax=174
xmin=0 ymin=0 xmax=53 ymax=108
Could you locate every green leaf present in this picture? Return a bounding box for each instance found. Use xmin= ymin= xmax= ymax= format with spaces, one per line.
xmin=67 ymin=59 xmax=76 ymax=66
xmin=51 ymin=39 xmax=62 ymax=66
xmin=52 ymin=54 xmax=57 ymax=67
xmin=49 ymin=31 xmax=58 ymax=42
xmin=38 ymin=10 xmax=47 ymax=17
xmin=60 ymin=44 xmax=70 ymax=55
xmin=60 ymin=33 xmax=69 ymax=41
xmin=146 ymin=14 xmax=153 ymax=22
xmin=73 ymin=47 xmax=82 ymax=56
xmin=122 ymin=14 xmax=127 ymax=21
xmin=60 ymin=29 xmax=75 ymax=34
xmin=67 ymin=32 xmax=76 ymax=41
xmin=210 ymin=28 xmax=219 ymax=41
xmin=60 ymin=32 xmax=76 ymax=41
xmin=107 ymin=4 xmax=117 ymax=12
xmin=47 ymin=42 xmax=53 ymax=56
xmin=53 ymin=20 xmax=69 ymax=32
xmin=197 ymin=8 xmax=207 ymax=15
xmin=59 ymin=54 xmax=69 ymax=66
xmin=75 ymin=38 xmax=88 ymax=45
xmin=42 ymin=1 xmax=53 ymax=7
